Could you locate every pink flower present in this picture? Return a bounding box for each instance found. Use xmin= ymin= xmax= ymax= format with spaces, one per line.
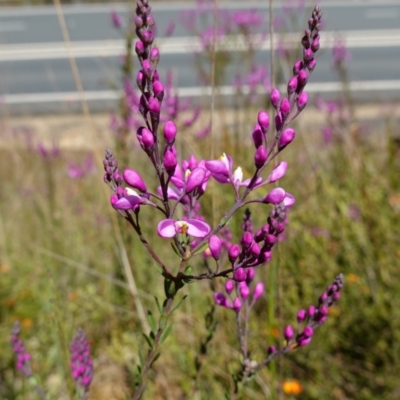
xmin=157 ymin=219 xmax=211 ymax=238
xmin=112 ymin=188 xmax=143 ymax=210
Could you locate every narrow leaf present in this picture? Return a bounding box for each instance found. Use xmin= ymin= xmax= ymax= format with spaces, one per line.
xmin=147 ymin=310 xmax=157 ymax=334
xmin=171 ymin=295 xmax=188 ymax=313
xmin=160 ymin=324 xmax=173 ymax=343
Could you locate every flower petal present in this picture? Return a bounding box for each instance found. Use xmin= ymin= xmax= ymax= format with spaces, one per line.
xmin=157 ymin=219 xmax=177 ymax=238
xmin=186 ymin=219 xmax=211 ymax=238
xmin=264 ymin=187 xmax=286 ymax=204
xmin=205 ymin=160 xmax=229 ymax=176
xmin=283 ymin=192 xmax=296 ymax=207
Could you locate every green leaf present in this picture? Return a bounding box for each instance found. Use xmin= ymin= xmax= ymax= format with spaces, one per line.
xmin=164 ymin=278 xmax=175 ymax=298
xmin=154 ymin=296 xmax=163 ymax=313
xmin=171 ymin=295 xmax=188 ymax=313
xmin=170 ymin=242 xmax=182 ymax=257
xmin=159 ymin=314 xmax=168 ymax=330
xmin=147 ymin=310 xmax=157 ymax=334
xmin=152 ymin=262 xmax=163 ymax=275
xmin=160 ymin=324 xmax=173 ymax=343
xmin=138 ymin=350 xmax=144 ymax=368
xmin=142 ymin=333 xmax=153 ymax=348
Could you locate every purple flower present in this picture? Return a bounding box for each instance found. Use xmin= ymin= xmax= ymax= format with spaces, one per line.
xmin=157 ymin=219 xmax=211 ymax=238
xmin=208 ymin=235 xmax=222 ymax=260
xmin=123 ymin=168 xmax=147 ymax=192
xmin=267 ymin=161 xmax=288 ymax=183
xmin=10 ymin=322 xmax=32 ymax=378
xmin=111 ymin=11 xmax=122 ymax=28
xmin=70 ymin=328 xmax=93 ymax=391
xmin=112 ymin=188 xmax=143 ymax=211
xmin=253 ymin=282 xmax=264 ymax=300
xmin=264 ymin=188 xmax=286 ymax=205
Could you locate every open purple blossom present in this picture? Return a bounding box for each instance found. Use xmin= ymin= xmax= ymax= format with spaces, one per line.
xmin=157 ymin=219 xmax=210 ymax=239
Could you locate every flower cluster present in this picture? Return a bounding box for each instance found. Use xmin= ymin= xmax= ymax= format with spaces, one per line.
xmin=280 ymin=273 xmax=344 ymax=350
xmin=70 ymin=328 xmax=93 ymax=392
xmin=10 ymin=321 xmax=32 ymax=378
xmin=101 ymin=1 xmax=343 ymax=389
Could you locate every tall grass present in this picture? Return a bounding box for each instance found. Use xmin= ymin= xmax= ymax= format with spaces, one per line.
xmin=1 ymin=105 xmax=400 ymax=399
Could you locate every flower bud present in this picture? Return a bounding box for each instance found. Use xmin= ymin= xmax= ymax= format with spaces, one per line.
xmin=270 ymin=88 xmax=280 ymax=108
xmin=164 ymin=121 xmax=177 ymax=143
xmin=284 ymin=325 xmax=294 ymax=341
xmin=135 ymin=40 xmax=145 ymax=56
xmin=150 ymin=47 xmax=160 ymax=64
xmin=214 ymin=292 xmax=228 ymax=307
xmin=123 ymin=169 xmax=147 ymax=192
xmin=297 ymin=309 xmax=306 ymax=323
xmin=307 ymin=58 xmax=317 ymax=71
xmin=148 ymin=97 xmax=160 ymax=114
xmin=141 ymin=30 xmax=154 ymax=45
xmin=298 ymin=337 xmax=312 ymax=347
xmin=252 ymin=126 xmax=264 ymax=148
xmin=293 ymin=60 xmax=304 ymax=75
xmin=307 ymin=305 xmax=316 ymax=318
xmin=250 ymin=242 xmax=260 ymax=257
xmin=225 ymin=280 xmax=234 ymax=294
xmin=257 ymin=111 xmax=269 ymax=133
xmin=280 ymin=98 xmax=291 ymax=118
xmin=275 ymin=112 xmax=283 ymax=132
xmin=311 ymin=38 xmax=320 ymax=52
xmin=136 ymin=70 xmax=145 ymax=91
xmin=233 ymin=268 xmax=246 ymax=282
xmin=278 ymin=128 xmax=296 ymax=151
xmin=287 ymin=76 xmax=298 ymax=95
xmin=303 ymin=48 xmax=314 ymax=61
xmin=208 ymin=235 xmax=222 ymax=260
xmin=254 ymin=146 xmax=267 ymax=168
xmin=153 ymin=80 xmax=164 ymax=100
xmin=319 ymin=305 xmax=328 ymax=316
xmin=253 ymin=282 xmax=264 ymax=300
xmin=319 ymin=292 xmax=328 ymax=304
xmin=228 ymin=244 xmax=240 ymax=263
xmin=297 ymin=92 xmax=308 ymax=111
xmin=264 ymin=188 xmax=286 ymax=205
xmin=140 ymin=127 xmax=154 ymax=148
xmin=239 ymin=282 xmax=250 ymax=300
xmin=186 ymin=167 xmax=206 ymax=193
xmin=246 ymin=267 xmax=255 ymax=282
xmin=135 ymin=15 xmax=144 ymax=28
xmin=267 ymin=345 xmax=276 ymax=355
xmin=297 ymin=69 xmax=308 ymax=88
xmin=303 ymin=326 xmax=314 ymax=338
xmin=240 ymin=232 xmax=253 ymax=249
xmin=163 ymin=150 xmax=177 ymax=174
xmin=232 ymin=297 xmax=242 ymax=312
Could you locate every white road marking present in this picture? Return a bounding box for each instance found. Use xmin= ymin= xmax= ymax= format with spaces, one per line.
xmin=2 ymin=80 xmax=400 ymax=104
xmin=0 ymin=1 xmax=399 ymax=17
xmin=1 ymin=29 xmax=400 ymax=62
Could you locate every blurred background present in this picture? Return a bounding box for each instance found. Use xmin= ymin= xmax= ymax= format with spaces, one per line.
xmin=1 ymin=0 xmax=400 ymax=399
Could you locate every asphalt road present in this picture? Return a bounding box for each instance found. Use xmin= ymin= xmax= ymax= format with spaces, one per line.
xmin=0 ymin=0 xmax=399 ymax=113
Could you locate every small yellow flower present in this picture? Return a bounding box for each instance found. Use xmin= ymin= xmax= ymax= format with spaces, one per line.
xmin=271 ymin=327 xmax=279 ymax=338
xmin=346 ymin=273 xmax=359 ymax=283
xmin=22 ymin=318 xmax=33 ymax=329
xmin=0 ymin=264 xmax=10 ymax=273
xmin=282 ymin=379 xmax=303 ymax=395
xmin=68 ymin=292 xmax=79 ymax=301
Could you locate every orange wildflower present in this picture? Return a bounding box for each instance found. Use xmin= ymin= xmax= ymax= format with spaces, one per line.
xmin=282 ymin=379 xmax=303 ymax=395
xmin=346 ymin=273 xmax=359 ymax=283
